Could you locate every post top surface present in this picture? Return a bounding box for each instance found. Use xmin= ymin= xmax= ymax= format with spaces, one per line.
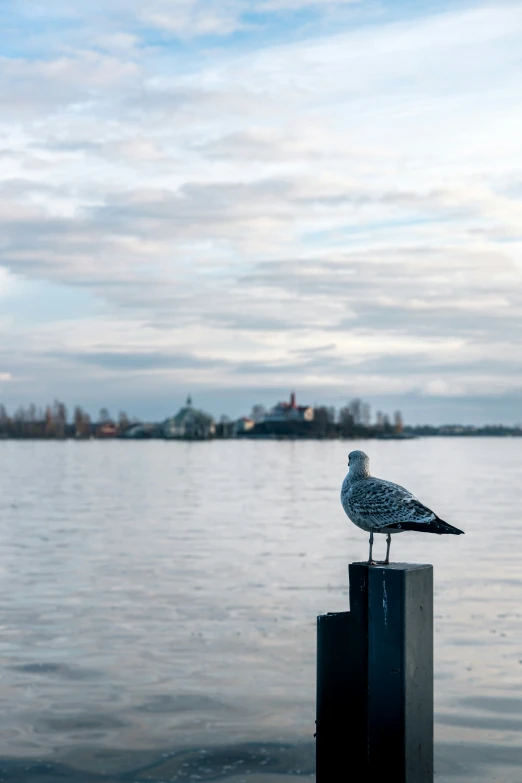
xmin=350 ymin=561 xmax=433 ymax=571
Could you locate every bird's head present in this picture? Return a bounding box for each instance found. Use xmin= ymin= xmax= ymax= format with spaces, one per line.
xmin=347 ymin=450 xmax=371 ymax=477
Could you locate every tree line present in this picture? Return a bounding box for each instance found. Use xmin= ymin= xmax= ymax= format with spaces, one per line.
xmin=311 ymin=400 xmax=403 ymax=438
xmin=215 ymin=398 xmax=404 ymax=439
xmin=0 ymin=401 xmax=134 ymax=438
xmin=0 ymin=397 xmax=404 ymax=440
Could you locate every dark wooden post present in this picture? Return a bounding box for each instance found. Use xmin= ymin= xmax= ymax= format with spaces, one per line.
xmin=316 ymin=562 xmax=433 ymax=783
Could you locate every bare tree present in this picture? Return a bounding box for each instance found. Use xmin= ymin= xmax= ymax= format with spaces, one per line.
xmin=74 ymin=406 xmax=83 ymax=436
xmin=250 ymin=404 xmax=266 ymax=423
xmin=117 ymin=411 xmax=130 ymax=434
xmin=81 ymin=411 xmax=91 ymax=437
xmin=311 ymin=406 xmax=336 ymax=438
xmin=339 ymin=406 xmax=355 ymax=437
xmin=74 ymin=406 xmax=91 ymax=438
xmin=26 ymin=403 xmax=39 ymax=437
xmin=0 ymin=404 xmax=7 ymax=435
xmin=347 ymin=398 xmax=363 ymax=426
xmin=53 ymin=400 xmax=67 ymax=438
xmin=98 ymin=408 xmax=112 ymax=424
xmin=13 ymin=406 xmax=26 ymax=437
xmin=44 ymin=406 xmax=54 ymax=437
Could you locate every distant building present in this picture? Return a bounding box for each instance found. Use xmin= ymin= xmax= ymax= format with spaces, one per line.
xmin=163 ymin=396 xmax=215 ymax=440
xmin=96 ymin=423 xmax=118 ymax=438
xmin=120 ymin=423 xmax=159 ymax=439
xmin=234 ymin=416 xmax=255 ymax=435
xmin=253 ymin=392 xmax=314 ymax=437
xmin=263 ymin=392 xmax=314 ymax=424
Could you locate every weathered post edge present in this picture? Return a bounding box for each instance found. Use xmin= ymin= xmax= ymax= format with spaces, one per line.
xmin=316 ymin=562 xmax=434 ymax=783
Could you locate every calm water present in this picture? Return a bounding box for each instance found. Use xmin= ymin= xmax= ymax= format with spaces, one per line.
xmin=0 ymin=438 xmax=521 ymax=782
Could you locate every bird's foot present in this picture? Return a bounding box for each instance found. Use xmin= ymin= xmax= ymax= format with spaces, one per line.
xmin=367 ymin=559 xmax=377 ymax=566
xmin=375 ymin=559 xmax=390 ymax=566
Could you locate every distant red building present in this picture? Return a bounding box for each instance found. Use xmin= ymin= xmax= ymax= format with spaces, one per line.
xmin=264 ymin=391 xmax=314 ymax=424
xmin=96 ymin=423 xmax=118 ymax=438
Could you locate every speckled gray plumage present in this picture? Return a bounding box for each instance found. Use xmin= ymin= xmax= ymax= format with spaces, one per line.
xmin=340 ymin=450 xmax=464 ymax=536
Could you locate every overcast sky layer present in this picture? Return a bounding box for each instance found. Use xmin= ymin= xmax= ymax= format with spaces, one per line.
xmin=1 ymin=0 xmax=522 ymax=424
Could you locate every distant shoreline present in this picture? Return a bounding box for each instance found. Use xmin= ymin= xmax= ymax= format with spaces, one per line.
xmin=1 ymin=432 xmax=520 ymax=442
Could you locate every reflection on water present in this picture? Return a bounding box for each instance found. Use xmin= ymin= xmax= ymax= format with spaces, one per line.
xmin=0 ymin=438 xmax=521 ymax=781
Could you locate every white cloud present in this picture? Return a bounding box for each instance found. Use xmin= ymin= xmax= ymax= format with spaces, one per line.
xmin=1 ymin=2 xmax=522 ymax=417
xmin=0 ymin=268 xmax=18 ymax=298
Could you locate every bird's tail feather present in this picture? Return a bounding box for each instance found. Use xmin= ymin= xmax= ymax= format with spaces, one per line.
xmin=386 ymin=517 xmax=464 ymax=535
xmin=434 ymin=516 xmax=465 ymax=535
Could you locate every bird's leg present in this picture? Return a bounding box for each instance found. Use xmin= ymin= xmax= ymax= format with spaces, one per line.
xmin=368 ymin=531 xmax=375 ymax=564
xmin=384 ymin=533 xmax=391 ymax=565
xmin=375 ymin=533 xmax=392 ymax=565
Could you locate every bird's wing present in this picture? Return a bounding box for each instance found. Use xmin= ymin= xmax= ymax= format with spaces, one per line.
xmin=347 ymin=478 xmax=436 ymax=530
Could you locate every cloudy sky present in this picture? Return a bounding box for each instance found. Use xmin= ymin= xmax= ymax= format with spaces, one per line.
xmin=1 ymin=0 xmax=522 ymax=423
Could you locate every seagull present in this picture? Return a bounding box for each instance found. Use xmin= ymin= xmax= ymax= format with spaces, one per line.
xmin=340 ymin=450 xmax=464 ymax=565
